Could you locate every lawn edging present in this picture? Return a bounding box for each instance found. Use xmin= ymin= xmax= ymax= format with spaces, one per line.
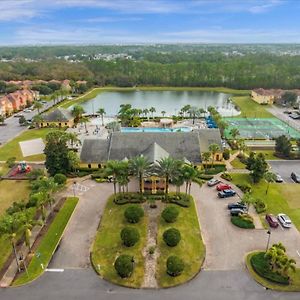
xmin=12 ymin=197 xmax=79 ymax=286
xmin=245 ymin=251 xmax=300 ymax=292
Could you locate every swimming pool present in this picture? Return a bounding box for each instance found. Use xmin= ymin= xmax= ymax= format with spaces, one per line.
xmin=121 ymin=127 xmax=192 ymax=133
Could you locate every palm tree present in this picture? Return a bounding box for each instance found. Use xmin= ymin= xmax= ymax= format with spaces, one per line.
xmin=156 ymin=157 xmax=182 ymax=199
xmin=143 ymin=108 xmax=149 ymax=120
xmin=106 ymin=160 xmax=124 ymax=200
xmin=188 ymin=106 xmax=199 ymax=124
xmin=199 ymin=108 xmax=206 ymax=118
xmin=33 ymin=101 xmax=43 ymax=114
xmin=230 ymin=128 xmax=240 ymax=141
xmin=129 ymin=156 xmax=152 ymax=194
xmin=71 ymin=105 xmax=85 ymax=124
xmin=66 ymin=132 xmax=80 ymax=148
xmin=172 ymin=172 xmax=185 ymax=195
xmin=0 ymin=213 xmax=23 ymax=272
xmin=180 ymin=105 xmax=191 ymax=117
xmin=264 ymin=172 xmax=276 ymax=194
xmin=202 ymin=152 xmax=211 ymax=172
xmin=280 ymin=256 xmax=296 ymax=277
xmin=161 ymin=110 xmax=166 ymax=117
xmin=149 ymin=107 xmax=156 ymax=119
xmin=209 ymin=143 xmax=220 ymax=167
xmin=32 ymin=115 xmax=44 ymax=128
xmin=106 ymin=121 xmax=121 ymax=132
xmin=79 ymin=115 xmax=89 ymax=133
xmin=97 ymin=108 xmax=106 ymax=126
xmin=181 ymin=165 xmax=199 ymax=195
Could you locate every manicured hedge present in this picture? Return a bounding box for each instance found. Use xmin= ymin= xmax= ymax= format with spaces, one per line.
xmin=124 ymin=205 xmax=144 ymax=223
xmin=162 ymin=206 xmax=179 ymax=223
xmin=114 ymin=255 xmax=134 ymax=278
xmin=166 ymin=256 xmax=185 ymax=277
xmin=120 ymin=227 xmax=140 ymax=247
xmin=163 ymin=228 xmax=181 ymax=247
xmin=231 ymin=215 xmax=255 ymax=229
xmin=250 ymin=252 xmax=289 ymax=285
xmin=220 ymin=172 xmax=232 ymax=181
xmin=166 ymin=193 xmax=191 ymax=207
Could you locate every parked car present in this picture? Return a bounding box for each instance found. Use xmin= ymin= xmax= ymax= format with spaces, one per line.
xmin=291 ymin=172 xmax=300 ymax=183
xmin=283 ymin=110 xmax=292 ymax=114
xmin=277 ymin=214 xmax=292 ymax=228
xmin=216 ymin=183 xmax=231 ymax=191
xmin=218 ymin=189 xmax=236 ymax=198
xmin=207 ymin=178 xmax=221 ymax=187
xmin=41 ymin=100 xmax=47 ymax=104
xmin=23 ymin=108 xmax=32 ymax=113
xmin=228 ymin=202 xmax=247 ymax=210
xmin=230 ymin=208 xmax=245 ymax=216
xmin=14 ymin=113 xmax=24 ymax=118
xmin=265 ymin=214 xmax=279 ymax=228
xmin=275 ymin=174 xmax=283 ymax=183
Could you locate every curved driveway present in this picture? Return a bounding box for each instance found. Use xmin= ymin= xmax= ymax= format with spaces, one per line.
xmin=1 ymin=180 xmax=300 ymax=300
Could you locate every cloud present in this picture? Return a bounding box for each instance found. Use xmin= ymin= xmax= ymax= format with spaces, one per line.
xmin=86 ymin=16 xmax=143 ymax=23
xmin=0 ymin=0 xmax=39 ymax=21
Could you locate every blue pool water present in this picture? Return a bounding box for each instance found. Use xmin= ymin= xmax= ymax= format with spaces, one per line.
xmin=121 ymin=127 xmax=192 ymax=133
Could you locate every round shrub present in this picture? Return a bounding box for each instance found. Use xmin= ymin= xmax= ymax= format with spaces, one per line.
xmin=166 ymin=256 xmax=184 ymax=277
xmin=163 ymin=228 xmax=181 ymax=247
xmin=54 ymin=173 xmax=67 ymax=185
xmin=120 ymin=227 xmax=140 ymax=247
xmin=162 ymin=206 xmax=179 ymax=223
xmin=114 ymin=255 xmax=134 ymax=278
xmin=124 ymin=205 xmax=144 ymax=223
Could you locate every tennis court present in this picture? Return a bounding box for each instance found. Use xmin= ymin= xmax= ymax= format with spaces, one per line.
xmin=224 ymin=118 xmax=300 ymax=139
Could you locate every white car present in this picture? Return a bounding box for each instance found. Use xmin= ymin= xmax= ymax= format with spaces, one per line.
xmin=207 ymin=178 xmax=220 ymax=187
xmin=277 ymin=214 xmax=292 ymax=228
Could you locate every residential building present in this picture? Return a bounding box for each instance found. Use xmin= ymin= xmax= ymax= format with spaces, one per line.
xmin=39 ymin=108 xmax=74 ymax=128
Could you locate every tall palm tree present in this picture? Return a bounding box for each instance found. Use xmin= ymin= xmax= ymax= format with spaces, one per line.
xmin=71 ymin=105 xmax=85 ymax=124
xmin=161 ymin=110 xmax=166 ymax=117
xmin=106 ymin=160 xmax=125 ymax=200
xmin=280 ymin=256 xmax=296 ymax=277
xmin=264 ymin=172 xmax=276 ymax=194
xmin=188 ymin=106 xmax=200 ymax=124
xmin=181 ymin=165 xmax=199 ymax=195
xmin=209 ymin=143 xmax=220 ymax=167
xmin=149 ymin=107 xmax=156 ymax=119
xmin=129 ymin=156 xmax=152 ymax=194
xmin=0 ymin=213 xmax=23 ymax=272
xmin=143 ymin=108 xmax=149 ymax=120
xmin=66 ymin=132 xmax=80 ymax=148
xmin=79 ymin=115 xmax=89 ymax=133
xmin=180 ymin=105 xmax=191 ymax=117
xmin=202 ymin=152 xmax=211 ymax=172
xmin=33 ymin=101 xmax=43 ymax=114
xmin=156 ymin=157 xmax=182 ymax=199
xmin=97 ymin=108 xmax=106 ymax=126
xmin=172 ymin=171 xmax=185 ymax=195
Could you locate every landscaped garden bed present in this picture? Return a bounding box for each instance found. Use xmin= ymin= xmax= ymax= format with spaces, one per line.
xmin=231 ymin=214 xmax=255 ymax=229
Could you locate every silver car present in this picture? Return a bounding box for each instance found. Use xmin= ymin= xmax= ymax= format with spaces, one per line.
xmin=277 ymin=214 xmax=292 ymax=228
xmin=207 ymin=178 xmax=220 ymax=187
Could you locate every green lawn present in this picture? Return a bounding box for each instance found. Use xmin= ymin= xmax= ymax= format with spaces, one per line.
xmin=61 ymin=86 xmax=249 ymax=109
xmin=230 ymin=157 xmax=246 ymax=169
xmin=231 ymin=174 xmax=300 ymax=230
xmin=13 ymin=197 xmax=78 ymax=286
xmin=230 ymin=95 xmax=274 ymax=118
xmin=156 ymin=199 xmax=205 ymax=287
xmin=0 ymin=128 xmax=58 ymax=161
xmin=91 ymin=196 xmax=148 ymax=288
xmin=246 ymin=252 xmax=300 ymax=291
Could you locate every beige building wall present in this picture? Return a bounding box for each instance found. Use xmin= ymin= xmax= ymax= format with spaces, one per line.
xmin=251 ymin=90 xmax=274 ymax=105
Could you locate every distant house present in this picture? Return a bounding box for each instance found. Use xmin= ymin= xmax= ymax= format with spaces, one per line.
xmin=251 ymin=88 xmax=283 ymax=105
xmin=61 ymin=79 xmax=72 ymax=91
xmin=0 ymin=97 xmax=13 ymax=116
xmin=40 ymin=108 xmax=74 ymax=128
xmin=80 ymin=129 xmax=223 ymax=168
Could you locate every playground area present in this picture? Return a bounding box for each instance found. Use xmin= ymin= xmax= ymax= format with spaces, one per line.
xmin=224 ymin=117 xmax=300 ymax=140
xmin=1 ymin=162 xmax=44 ymax=180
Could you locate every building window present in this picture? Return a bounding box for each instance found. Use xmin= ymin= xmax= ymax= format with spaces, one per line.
xmin=88 ymin=164 xmax=91 ymax=169
xmin=98 ymin=164 xmax=101 ymax=169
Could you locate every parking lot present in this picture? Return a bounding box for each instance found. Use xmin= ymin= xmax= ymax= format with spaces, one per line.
xmin=268 ymin=160 xmax=300 ymax=183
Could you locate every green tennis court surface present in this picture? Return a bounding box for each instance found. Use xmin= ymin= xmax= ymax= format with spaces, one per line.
xmin=224 ymin=118 xmax=300 ymax=139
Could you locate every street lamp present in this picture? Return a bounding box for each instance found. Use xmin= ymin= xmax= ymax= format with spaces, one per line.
xmin=266 ymin=230 xmax=271 ymax=252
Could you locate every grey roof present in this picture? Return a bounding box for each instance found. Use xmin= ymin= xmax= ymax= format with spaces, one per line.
xmin=141 ymin=142 xmax=169 ymax=163
xmin=42 ymin=108 xmax=73 ymax=122
xmin=80 ymin=129 xmax=222 ymax=164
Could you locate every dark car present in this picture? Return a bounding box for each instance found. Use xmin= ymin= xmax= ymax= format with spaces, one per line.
xmin=218 ymin=189 xmax=236 ymax=198
xmin=265 ymin=214 xmax=279 ymax=228
xmin=291 ymin=172 xmax=300 ymax=183
xmin=228 ymin=202 xmax=247 ymax=210
xmin=230 ymin=208 xmax=245 ymax=216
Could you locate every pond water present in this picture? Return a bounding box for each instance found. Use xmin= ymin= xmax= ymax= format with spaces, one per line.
xmin=73 ymin=90 xmax=240 ymax=117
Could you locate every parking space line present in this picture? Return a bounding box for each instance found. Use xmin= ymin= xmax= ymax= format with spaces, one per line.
xmin=278 ymin=222 xmax=285 ymax=231
xmin=297 ymin=250 xmax=300 ymax=257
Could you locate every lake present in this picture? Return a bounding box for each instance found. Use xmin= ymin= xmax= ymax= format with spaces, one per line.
xmin=73 ymin=90 xmax=240 ymax=117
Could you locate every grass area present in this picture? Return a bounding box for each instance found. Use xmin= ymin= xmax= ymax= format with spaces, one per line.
xmin=13 ymin=197 xmax=78 ymax=286
xmin=91 ymin=196 xmax=148 ymax=288
xmin=0 ymin=128 xmax=58 ymax=161
xmin=230 ymin=173 xmax=300 ymax=230
xmin=253 ymin=150 xmax=279 ymax=160
xmin=60 ymin=86 xmax=249 ymax=109
xmin=230 ymin=157 xmax=246 ymax=169
xmin=230 ymin=95 xmax=274 ymax=118
xmin=246 ymin=252 xmax=300 ymax=291
xmin=156 ymin=199 xmax=205 ymax=287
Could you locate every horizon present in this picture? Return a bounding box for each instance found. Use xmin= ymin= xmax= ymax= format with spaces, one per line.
xmin=1 ymin=0 xmax=300 ymax=45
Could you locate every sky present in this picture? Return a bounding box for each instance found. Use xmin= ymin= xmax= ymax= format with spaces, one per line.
xmin=0 ymin=0 xmax=299 ymax=45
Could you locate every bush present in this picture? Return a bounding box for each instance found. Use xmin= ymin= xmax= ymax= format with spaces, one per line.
xmin=166 ymin=256 xmax=185 ymax=277
xmin=124 ymin=205 xmax=144 ymax=223
xmin=54 ymin=173 xmax=67 ymax=185
xmin=223 ymin=149 xmax=230 ymax=160
xmin=120 ymin=227 xmax=140 ymax=247
xmin=254 ymin=199 xmax=267 ymax=213
xmin=250 ymin=252 xmax=289 ymax=285
xmin=220 ymin=172 xmax=232 ymax=181
xmin=95 ymin=178 xmax=107 ymax=183
xmin=204 ymin=164 xmax=226 ymax=175
xmin=115 ymin=193 xmax=144 ymax=205
xmin=114 ymin=255 xmax=134 ymax=278
xmin=163 ymin=228 xmax=181 ymax=247
xmin=231 ymin=214 xmax=255 ymax=229
xmin=162 ymin=206 xmax=179 ymax=223
xmin=6 ymin=157 xmax=16 ymax=168
xmin=237 ymin=183 xmax=252 ymax=193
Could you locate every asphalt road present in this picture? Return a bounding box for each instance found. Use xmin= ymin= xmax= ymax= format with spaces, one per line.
xmin=0 ymin=100 xmax=56 ymax=145
xmin=268 ymin=160 xmax=300 ymax=183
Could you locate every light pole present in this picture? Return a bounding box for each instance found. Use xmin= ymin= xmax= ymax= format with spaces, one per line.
xmin=266 ymin=230 xmax=271 ymax=252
